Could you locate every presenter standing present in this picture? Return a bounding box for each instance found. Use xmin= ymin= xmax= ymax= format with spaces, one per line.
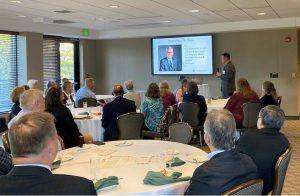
xmin=216 ymin=53 xmax=236 ymax=98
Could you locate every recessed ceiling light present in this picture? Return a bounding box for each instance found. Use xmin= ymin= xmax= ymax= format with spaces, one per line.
xmin=18 ymin=15 xmax=26 ymax=18
xmin=96 ymin=17 xmax=105 ymax=21
xmin=108 ymin=5 xmax=119 ymax=9
xmin=162 ymin=20 xmax=171 ymax=23
xmin=10 ymin=0 xmax=21 ymax=3
xmin=189 ymin=9 xmax=199 ymax=13
xmin=257 ymin=12 xmax=266 ymax=16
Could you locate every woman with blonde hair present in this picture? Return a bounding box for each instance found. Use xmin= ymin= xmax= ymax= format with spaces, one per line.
xmin=159 ymin=80 xmax=176 ymax=111
xmin=224 ymin=78 xmax=259 ymax=128
xmin=260 ymin=81 xmax=279 ymax=108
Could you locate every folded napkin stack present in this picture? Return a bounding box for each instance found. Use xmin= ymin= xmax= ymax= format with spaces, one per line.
xmin=51 ymin=159 xmax=61 ymax=171
xmin=167 ymin=157 xmax=186 ymax=167
xmin=94 ymin=176 xmax=119 ymax=191
xmin=143 ymin=171 xmax=191 ymax=185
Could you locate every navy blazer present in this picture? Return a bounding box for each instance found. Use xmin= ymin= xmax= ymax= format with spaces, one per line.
xmin=183 ymin=93 xmax=207 ymax=126
xmin=102 ymin=96 xmax=136 ymax=141
xmin=185 ymin=149 xmax=258 ymax=195
xmin=0 ymin=166 xmax=97 ymax=195
xmin=237 ymin=128 xmax=289 ymax=194
xmin=159 ymin=57 xmax=182 ymax=71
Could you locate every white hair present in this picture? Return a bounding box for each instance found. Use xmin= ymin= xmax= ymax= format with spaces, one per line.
xmin=27 ymin=79 xmax=39 ymax=89
xmin=20 ymin=89 xmax=43 ymax=110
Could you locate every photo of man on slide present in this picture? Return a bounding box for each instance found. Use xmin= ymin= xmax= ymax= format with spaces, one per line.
xmin=159 ymin=46 xmax=182 ymax=71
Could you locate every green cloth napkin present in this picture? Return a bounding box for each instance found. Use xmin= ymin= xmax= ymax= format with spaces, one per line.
xmin=143 ymin=171 xmax=191 ymax=185
xmin=51 ymin=159 xmax=61 ymax=171
xmin=94 ymin=176 xmax=119 ymax=191
xmin=169 ymin=157 xmax=186 ymax=167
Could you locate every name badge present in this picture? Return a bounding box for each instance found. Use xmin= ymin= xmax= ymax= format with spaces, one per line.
xmin=222 ymin=70 xmax=225 ymax=74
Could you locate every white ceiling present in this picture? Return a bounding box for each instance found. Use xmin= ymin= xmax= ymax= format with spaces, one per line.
xmin=1 ymin=0 xmax=300 ymax=32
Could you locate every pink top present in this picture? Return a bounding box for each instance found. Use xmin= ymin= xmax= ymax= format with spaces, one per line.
xmin=162 ymin=92 xmax=177 ymax=111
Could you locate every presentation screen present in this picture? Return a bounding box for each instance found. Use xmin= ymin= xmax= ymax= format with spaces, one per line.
xmin=151 ymin=34 xmax=213 ymax=75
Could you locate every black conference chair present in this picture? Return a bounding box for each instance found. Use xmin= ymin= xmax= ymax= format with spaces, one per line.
xmin=271 ymin=147 xmax=292 ymax=195
xmin=168 ymin=122 xmax=193 ymax=144
xmin=222 ymin=179 xmax=263 ymax=195
xmin=179 ymin=102 xmax=203 ymax=146
xmin=238 ymin=102 xmax=261 ymax=135
xmin=77 ymin=97 xmax=97 ymax=108
xmin=117 ymin=112 xmax=144 ymax=140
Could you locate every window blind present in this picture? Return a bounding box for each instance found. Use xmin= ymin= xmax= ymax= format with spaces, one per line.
xmin=43 ymin=38 xmax=60 ymax=90
xmin=0 ymin=33 xmax=17 ymax=112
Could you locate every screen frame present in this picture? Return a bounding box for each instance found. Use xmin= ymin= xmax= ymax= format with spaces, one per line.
xmin=151 ymin=33 xmax=214 ymax=75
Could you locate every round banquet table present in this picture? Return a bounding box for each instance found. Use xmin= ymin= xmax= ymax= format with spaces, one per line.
xmin=70 ymin=106 xmax=105 ymax=141
xmin=52 ymin=140 xmax=208 ymax=195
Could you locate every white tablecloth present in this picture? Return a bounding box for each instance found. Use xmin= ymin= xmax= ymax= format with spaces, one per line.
xmin=53 ymin=140 xmax=207 ymax=195
xmin=71 ymin=107 xmax=105 ymax=141
xmin=96 ymin=95 xmax=115 ymax=103
xmin=197 ymin=84 xmax=211 ymax=98
xmin=206 ymin=98 xmax=228 ymax=112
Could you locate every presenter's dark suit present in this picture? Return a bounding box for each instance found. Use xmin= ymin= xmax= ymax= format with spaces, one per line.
xmin=237 ymin=128 xmax=289 ymax=194
xmin=159 ymin=57 xmax=182 ymax=71
xmin=63 ymin=92 xmax=75 ymax=105
xmin=220 ymin=61 xmax=236 ymax=98
xmin=46 ymin=104 xmax=82 ymax=148
xmin=185 ymin=149 xmax=258 ymax=195
xmin=0 ymin=166 xmax=97 ymax=195
xmin=102 ymin=96 xmax=136 ymax=141
xmin=183 ymin=93 xmax=207 ymax=126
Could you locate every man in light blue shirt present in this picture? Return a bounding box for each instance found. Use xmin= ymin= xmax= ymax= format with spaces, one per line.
xmin=75 ymin=78 xmax=97 ymax=107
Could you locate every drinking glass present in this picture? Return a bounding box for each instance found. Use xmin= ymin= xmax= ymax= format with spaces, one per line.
xmin=83 ymin=102 xmax=88 ymax=109
xmin=90 ymin=157 xmax=101 ymax=180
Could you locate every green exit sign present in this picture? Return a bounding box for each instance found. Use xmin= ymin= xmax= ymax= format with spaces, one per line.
xmin=82 ymin=28 xmax=90 ymax=37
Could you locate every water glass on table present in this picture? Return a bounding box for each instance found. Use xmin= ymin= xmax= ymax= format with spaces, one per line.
xmin=90 ymin=157 xmax=101 ymax=180
xmin=83 ymin=102 xmax=88 ymax=109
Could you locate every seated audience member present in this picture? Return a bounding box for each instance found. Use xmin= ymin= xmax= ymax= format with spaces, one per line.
xmin=9 ymin=86 xmax=25 ymax=120
xmin=75 ymin=78 xmax=97 ymax=107
xmin=185 ymin=109 xmax=258 ymax=195
xmin=45 ymin=80 xmax=58 ymax=96
xmin=224 ymin=78 xmax=259 ymax=128
xmin=175 ymin=78 xmax=188 ymax=103
xmin=237 ymin=105 xmax=289 ymax=194
xmin=123 ymin=80 xmax=141 ymax=109
xmin=159 ymin=80 xmax=176 ymax=111
xmin=0 ymin=112 xmax=97 ymax=195
xmin=0 ymin=147 xmax=13 ymax=175
xmin=62 ymin=80 xmax=75 ymax=106
xmin=8 ymin=89 xmax=45 ymax=129
xmin=102 ymin=84 xmax=136 ymax=141
xmin=141 ymin=83 xmax=163 ymax=131
xmin=27 ymin=79 xmax=39 ymax=89
xmin=45 ymin=87 xmax=82 ymax=148
xmin=62 ymin=78 xmax=69 ymax=83
xmin=183 ymin=81 xmax=207 ymax=126
xmin=260 ymin=81 xmax=279 ymax=108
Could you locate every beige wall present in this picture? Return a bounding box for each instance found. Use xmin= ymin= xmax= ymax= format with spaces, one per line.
xmin=95 ymin=28 xmax=299 ymax=116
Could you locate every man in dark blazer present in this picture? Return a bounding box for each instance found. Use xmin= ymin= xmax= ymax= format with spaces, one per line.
xmin=159 ymin=46 xmax=182 ymax=71
xmin=216 ymin=52 xmax=236 ymax=98
xmin=62 ymin=80 xmax=75 ymax=105
xmin=102 ymin=84 xmax=136 ymax=141
xmin=0 ymin=112 xmax=97 ymax=195
xmin=185 ymin=109 xmax=258 ymax=195
xmin=237 ymin=105 xmax=290 ymax=194
xmin=182 ymin=81 xmax=207 ymax=126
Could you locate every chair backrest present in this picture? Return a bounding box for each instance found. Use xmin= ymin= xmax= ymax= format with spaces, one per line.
xmin=2 ymin=131 xmax=11 ymax=154
xmin=222 ymin=179 xmax=263 ymax=195
xmin=77 ymin=98 xmax=97 ymax=108
xmin=241 ymin=102 xmax=261 ymax=129
xmin=0 ymin=117 xmax=8 ymax=133
xmin=168 ymin=122 xmax=193 ymax=144
xmin=271 ymin=147 xmax=292 ymax=195
xmin=277 ymin=96 xmax=282 ymax=107
xmin=179 ymin=102 xmax=199 ymax=127
xmin=170 ymin=104 xmax=180 ymax=124
xmin=117 ymin=112 xmax=144 ymax=140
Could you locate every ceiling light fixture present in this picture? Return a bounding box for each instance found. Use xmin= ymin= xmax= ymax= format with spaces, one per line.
xmin=162 ymin=20 xmax=171 ymax=23
xmin=189 ymin=9 xmax=199 ymax=13
xmin=18 ymin=15 xmax=26 ymax=18
xmin=97 ymin=17 xmax=105 ymax=21
xmin=108 ymin=5 xmax=119 ymax=9
xmin=10 ymin=0 xmax=21 ymax=3
xmin=257 ymin=12 xmax=266 ymax=16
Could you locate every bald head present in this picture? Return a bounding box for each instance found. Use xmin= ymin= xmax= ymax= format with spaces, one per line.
xmin=113 ymin=84 xmax=124 ymax=96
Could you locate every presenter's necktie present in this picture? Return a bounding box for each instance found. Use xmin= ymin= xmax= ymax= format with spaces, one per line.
xmin=169 ymin=60 xmax=173 ymax=70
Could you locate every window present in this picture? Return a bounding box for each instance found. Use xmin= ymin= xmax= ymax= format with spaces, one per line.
xmin=43 ymin=36 xmax=79 ymax=90
xmin=0 ymin=33 xmax=17 ymax=112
